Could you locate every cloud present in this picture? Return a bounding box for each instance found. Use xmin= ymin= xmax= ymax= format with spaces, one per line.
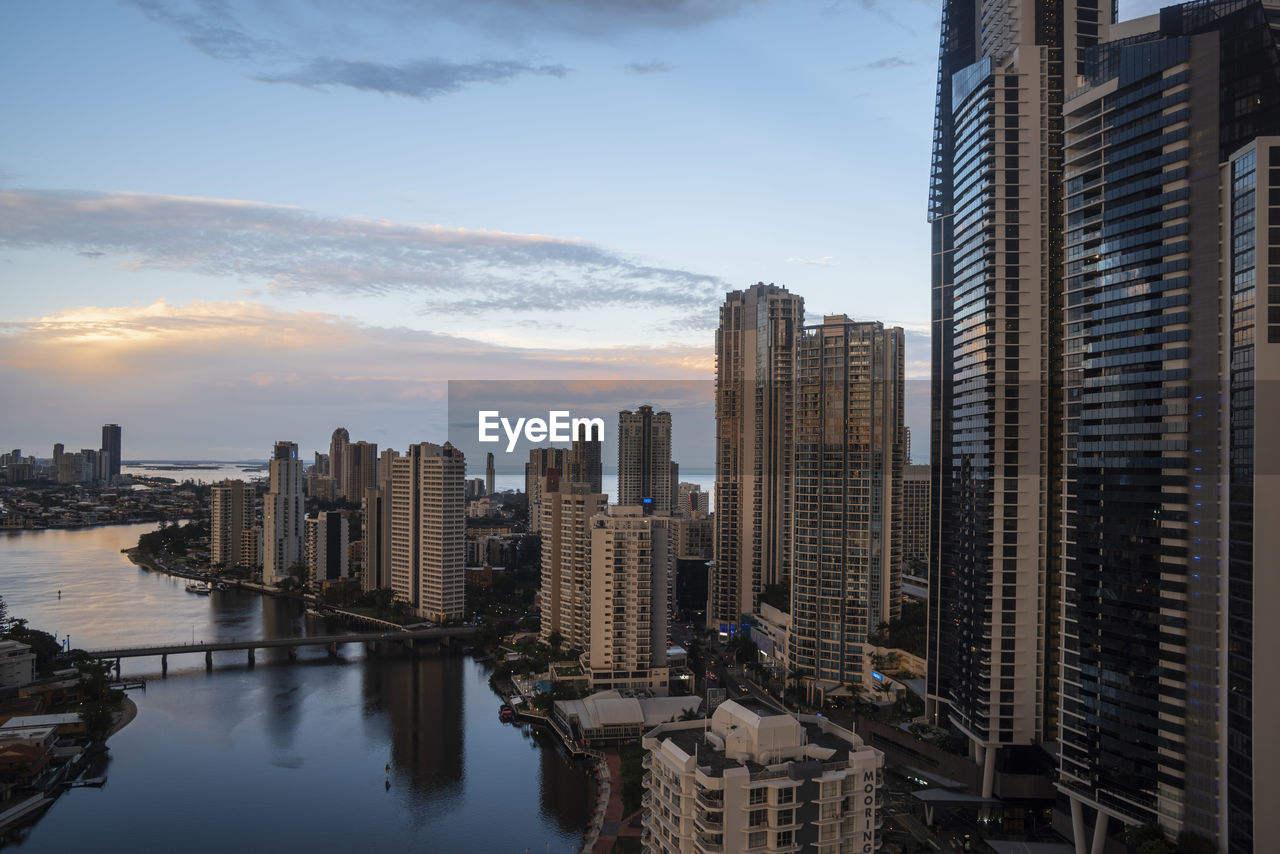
xmin=0 ymin=189 xmax=723 ymax=318
xmin=849 ymin=56 xmax=915 ymax=70
xmin=341 ymin=0 xmax=762 ymax=38
xmin=130 ymin=0 xmax=280 ymax=61
xmin=786 ymin=256 xmax=836 ymax=267
xmin=625 ymin=61 xmax=676 ymax=75
xmin=0 ymin=300 xmax=714 ymax=457
xmin=257 ymin=56 xmax=570 ymax=99
xmin=127 ymin=0 xmax=754 ymax=100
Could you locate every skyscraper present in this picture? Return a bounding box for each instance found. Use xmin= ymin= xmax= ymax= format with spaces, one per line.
xmin=210 ymin=479 xmax=252 ymax=569
xmin=789 ymin=316 xmax=904 ymax=700
xmin=362 ymin=449 xmax=397 ymax=593
xmin=586 ymin=505 xmax=671 ymax=694
xmin=263 ymin=441 xmax=304 ymax=586
xmin=306 ymin=510 xmax=350 ymax=586
xmin=100 ymin=424 xmax=121 ymax=482
xmin=342 ymin=440 xmax=378 ymax=503
xmin=538 ymin=471 xmax=607 ymax=649
xmin=901 ymin=465 xmax=930 ymax=573
xmin=329 ymin=427 xmax=349 ymax=498
xmin=565 ymin=422 xmax=603 ymax=494
xmin=485 ymin=451 xmax=495 ymax=496
xmin=708 ymin=283 xmax=804 ymax=633
xmin=388 ymin=442 xmax=466 ymax=621
xmin=617 ymin=405 xmax=673 ymax=512
xmin=525 ymin=447 xmax=567 ymax=531
xmin=1057 ymin=5 xmax=1280 ymax=850
xmin=927 ymin=0 xmax=1114 ymax=797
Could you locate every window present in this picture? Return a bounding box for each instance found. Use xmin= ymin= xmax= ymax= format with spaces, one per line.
xmin=749 ymin=787 xmax=767 ymax=805
xmin=776 ymin=830 xmax=794 ymax=847
xmin=777 ymin=786 xmax=795 ymax=804
xmin=777 ymin=808 xmax=794 ymax=826
xmin=747 ymin=831 xmax=767 ymax=849
xmin=749 ymin=808 xmax=768 ymax=827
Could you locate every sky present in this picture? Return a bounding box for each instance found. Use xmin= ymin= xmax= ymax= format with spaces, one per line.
xmin=0 ymin=0 xmax=1167 ymax=462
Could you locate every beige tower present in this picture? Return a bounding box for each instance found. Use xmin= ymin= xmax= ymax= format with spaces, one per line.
xmin=789 ymin=317 xmax=904 ymax=698
xmin=263 ymin=441 xmax=304 ymax=586
xmin=617 ymin=405 xmax=672 ymax=512
xmin=708 ymin=283 xmax=803 ymax=633
xmin=586 ymin=506 xmax=671 ymax=695
xmin=389 ymin=442 xmax=466 ymax=621
xmin=538 ymin=471 xmax=607 ymax=649
xmin=343 ymin=440 xmax=378 ymax=503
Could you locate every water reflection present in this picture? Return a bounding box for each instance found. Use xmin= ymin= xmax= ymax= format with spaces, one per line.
xmin=0 ymin=524 xmax=593 ymax=853
xmin=364 ymin=652 xmax=465 ymax=799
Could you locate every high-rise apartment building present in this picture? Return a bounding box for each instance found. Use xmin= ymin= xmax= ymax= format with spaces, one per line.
xmin=329 ymin=427 xmax=349 ymax=498
xmin=709 ymin=283 xmax=804 ymax=633
xmin=586 ymin=505 xmax=671 ymax=694
xmin=263 ymin=441 xmax=304 ymax=586
xmin=361 ymin=448 xmax=396 ymax=593
xmin=927 ymin=0 xmax=1115 ymax=796
xmin=565 ymin=422 xmax=603 ymax=494
xmin=342 ymin=440 xmax=378 ymax=503
xmin=388 ymin=442 xmax=466 ymax=621
xmin=902 ymin=465 xmax=930 ymax=572
xmin=538 ymin=471 xmax=608 ymax=649
xmin=525 ymin=447 xmax=568 ymax=531
xmin=642 ymin=700 xmax=883 ymax=854
xmin=1056 ymin=6 xmax=1280 ymax=850
xmin=676 ymin=482 xmax=710 ymax=516
xmin=485 ymin=451 xmax=495 ymax=496
xmin=100 ymin=424 xmax=121 ymax=482
xmin=210 ymin=479 xmax=252 ymax=569
xmin=617 ymin=405 xmax=673 ymax=512
xmin=306 ymin=510 xmax=350 ymax=585
xmin=789 ymin=317 xmax=904 ymax=699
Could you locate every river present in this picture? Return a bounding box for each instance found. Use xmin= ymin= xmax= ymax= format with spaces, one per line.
xmin=0 ymin=523 xmax=594 ymax=852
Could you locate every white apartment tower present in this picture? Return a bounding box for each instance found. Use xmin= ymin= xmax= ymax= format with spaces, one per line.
xmin=389 ymin=442 xmax=466 ymax=621
xmin=263 ymin=441 xmax=304 ymax=586
xmin=586 ymin=505 xmax=671 ymax=694
xmin=642 ymin=699 xmax=883 ymax=854
xmin=539 ymin=471 xmax=608 ymax=648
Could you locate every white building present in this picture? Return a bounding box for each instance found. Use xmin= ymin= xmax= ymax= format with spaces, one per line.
xmin=389 ymin=442 xmax=466 ymax=621
xmin=643 ymin=699 xmax=883 ymax=854
xmin=262 ymin=441 xmax=304 ymax=586
xmin=538 ymin=473 xmax=607 ymax=648
xmin=0 ymin=640 xmax=36 ymax=689
xmin=586 ymin=506 xmax=672 ymax=695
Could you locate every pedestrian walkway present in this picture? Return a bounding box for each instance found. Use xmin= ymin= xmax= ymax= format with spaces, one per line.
xmin=588 ymin=752 xmax=643 ymax=853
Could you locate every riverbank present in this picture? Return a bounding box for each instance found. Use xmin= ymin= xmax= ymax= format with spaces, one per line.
xmin=107 ymin=696 xmax=138 ymax=740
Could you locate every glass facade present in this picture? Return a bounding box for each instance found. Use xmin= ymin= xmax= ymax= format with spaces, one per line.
xmin=1059 ymin=3 xmax=1280 ymax=844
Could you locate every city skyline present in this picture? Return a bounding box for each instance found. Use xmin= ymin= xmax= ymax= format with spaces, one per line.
xmin=1 ymin=1 xmax=1171 ymax=458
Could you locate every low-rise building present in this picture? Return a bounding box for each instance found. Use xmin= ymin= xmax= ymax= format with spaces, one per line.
xmin=642 ymin=699 xmax=883 ymax=854
xmin=0 ymin=641 xmax=36 ymax=689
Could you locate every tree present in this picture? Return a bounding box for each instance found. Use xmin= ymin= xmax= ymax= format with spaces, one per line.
xmin=0 ymin=593 xmax=7 ymax=633
xmin=547 ymin=631 xmax=564 ymax=656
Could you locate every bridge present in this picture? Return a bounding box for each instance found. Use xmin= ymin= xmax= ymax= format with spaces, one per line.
xmin=86 ymin=626 xmax=480 ymax=676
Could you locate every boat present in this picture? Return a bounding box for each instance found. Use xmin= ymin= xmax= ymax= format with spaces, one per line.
xmin=185 ymin=581 xmax=211 ymax=595
xmin=499 ymin=704 xmax=515 ymax=722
